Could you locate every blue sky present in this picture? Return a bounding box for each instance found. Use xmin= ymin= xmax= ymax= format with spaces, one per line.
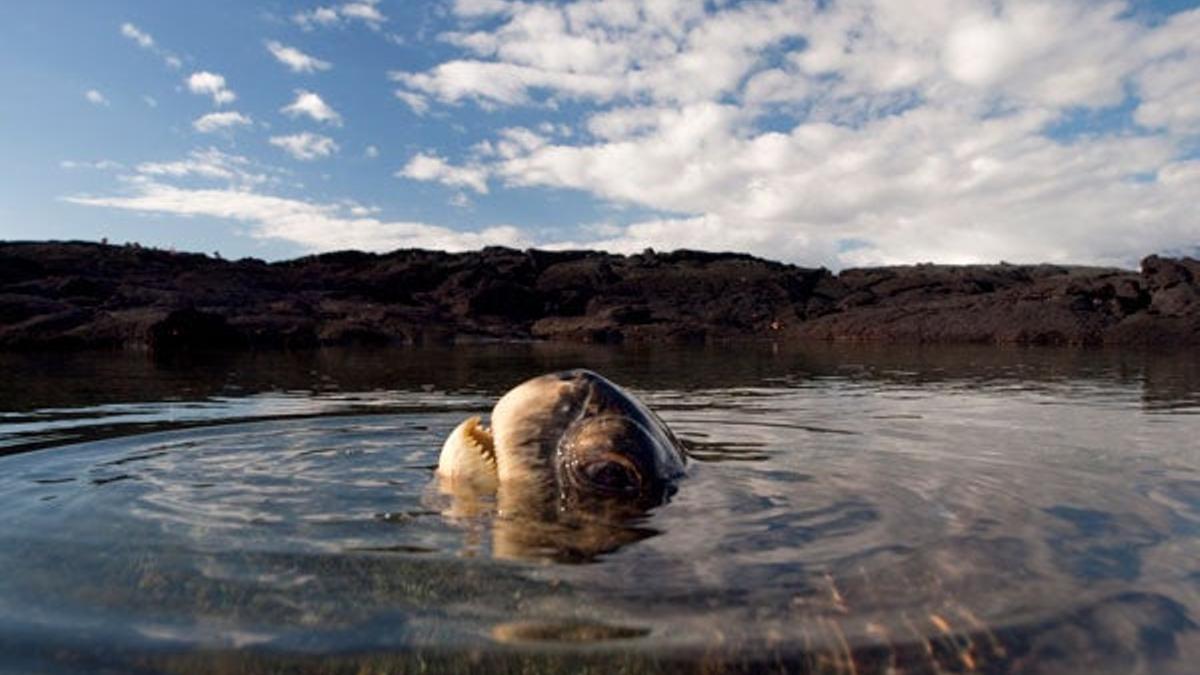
xmin=1 ymin=0 xmax=1198 ymax=268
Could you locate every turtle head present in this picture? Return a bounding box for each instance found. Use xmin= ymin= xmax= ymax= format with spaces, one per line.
xmin=556 ymin=412 xmax=681 ymax=507
xmin=435 ymin=370 xmax=685 ymax=561
xmin=438 ymin=370 xmax=685 ymax=507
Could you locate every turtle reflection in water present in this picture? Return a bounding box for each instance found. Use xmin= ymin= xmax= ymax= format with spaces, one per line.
xmin=431 ymin=371 xmax=1196 ymax=671
xmin=435 ymin=369 xmax=686 ymax=561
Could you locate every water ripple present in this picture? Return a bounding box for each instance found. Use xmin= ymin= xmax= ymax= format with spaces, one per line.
xmin=0 ymin=346 xmax=1198 ymax=672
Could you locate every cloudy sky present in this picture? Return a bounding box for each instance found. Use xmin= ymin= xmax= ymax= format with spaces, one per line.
xmin=2 ymin=0 xmax=1198 ymax=268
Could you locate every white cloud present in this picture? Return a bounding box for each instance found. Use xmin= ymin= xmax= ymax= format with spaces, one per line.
xmin=937 ymin=3 xmax=1137 ymax=108
xmin=742 ymin=69 xmax=809 ymax=106
xmin=393 ymin=90 xmax=429 ymax=114
xmin=119 ymin=21 xmax=181 ymax=69
xmin=65 ymin=181 xmax=526 ymax=254
xmin=69 ymin=2 xmax=1200 ymax=267
xmin=269 ymin=132 xmax=340 ymax=161
xmin=120 ymin=22 xmax=154 ymax=49
xmin=142 ymin=95 xmax=158 ymax=108
xmin=399 ymin=153 xmax=490 ymax=194
xmin=294 ymin=1 xmax=387 ymax=30
xmin=61 ymin=159 xmax=123 ymax=171
xmin=192 ymin=111 xmax=252 ymax=133
xmin=186 ymin=71 xmax=236 ymax=105
xmin=1132 ymin=8 xmax=1200 ymax=136
xmin=391 ymin=61 xmax=619 ymax=108
xmin=452 ymin=0 xmax=514 ymax=18
xmin=66 ymin=148 xmax=521 ymax=254
xmin=493 ymin=103 xmax=1197 ymax=267
xmin=393 ymin=0 xmax=803 ymax=108
xmin=364 ymin=145 xmax=380 ymax=158
xmin=401 ymin=0 xmax=1144 ymax=114
xmin=381 ymin=0 xmax=1200 ymax=268
xmin=134 ymin=148 xmax=268 ymax=187
xmin=280 ymin=89 xmax=342 ymax=125
xmin=343 ymin=200 xmax=382 ymax=217
xmin=266 ymin=41 xmax=331 ymax=73
xmin=84 ymin=89 xmax=109 ymax=106
xmin=340 ymin=2 xmax=385 ymax=25
xmin=1135 ymin=55 xmax=1200 ymax=134
xmin=295 ymin=7 xmax=340 ymax=30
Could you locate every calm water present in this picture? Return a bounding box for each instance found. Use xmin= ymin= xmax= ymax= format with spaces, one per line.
xmin=0 ymin=344 xmax=1198 ymax=674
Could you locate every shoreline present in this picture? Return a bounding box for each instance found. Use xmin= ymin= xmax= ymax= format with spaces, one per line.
xmin=2 ymin=241 xmax=1197 ymax=352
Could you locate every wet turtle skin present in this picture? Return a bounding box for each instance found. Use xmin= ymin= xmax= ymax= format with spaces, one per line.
xmin=439 ymin=369 xmax=687 ymax=503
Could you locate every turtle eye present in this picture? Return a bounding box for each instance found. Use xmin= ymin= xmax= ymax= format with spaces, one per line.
xmin=580 ymin=459 xmax=641 ymax=493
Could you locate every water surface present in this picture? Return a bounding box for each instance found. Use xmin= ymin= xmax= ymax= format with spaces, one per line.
xmin=1 ymin=344 xmax=1198 ymax=673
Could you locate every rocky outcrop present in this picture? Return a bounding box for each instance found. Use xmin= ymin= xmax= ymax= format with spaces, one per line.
xmin=0 ymin=241 xmax=1196 ymax=351
xmin=795 ymin=264 xmax=1148 ymax=346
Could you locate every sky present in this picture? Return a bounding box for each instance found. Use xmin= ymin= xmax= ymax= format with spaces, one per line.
xmin=1 ymin=0 xmax=1198 ymax=269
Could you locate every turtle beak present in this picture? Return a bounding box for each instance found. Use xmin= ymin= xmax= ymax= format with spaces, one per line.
xmin=436 ymin=416 xmax=499 ymax=492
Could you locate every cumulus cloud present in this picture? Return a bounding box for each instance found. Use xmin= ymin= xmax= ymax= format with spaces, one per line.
xmin=294 ymin=1 xmax=386 ymax=30
xmin=383 ymin=0 xmax=1200 ymax=268
xmin=936 ymin=3 xmax=1137 ymax=108
xmin=1135 ymin=55 xmax=1200 ymax=134
xmin=399 ymin=153 xmax=490 ymax=193
xmin=364 ymin=145 xmax=380 ymax=158
xmin=192 ymin=111 xmax=252 ymax=133
xmin=270 ymin=132 xmax=339 ymax=160
xmin=515 ymin=106 xmax=1198 ymax=267
xmin=266 ymin=41 xmax=331 ymax=73
xmin=67 ymin=2 xmax=1200 ymax=267
xmin=84 ymin=89 xmax=109 ymax=106
xmin=391 ymin=0 xmax=801 ymax=108
xmin=186 ymin=71 xmax=236 ymax=105
xmin=280 ymin=89 xmax=342 ymax=125
xmin=1132 ymin=10 xmax=1200 ymax=136
xmin=340 ymin=2 xmax=386 ymax=25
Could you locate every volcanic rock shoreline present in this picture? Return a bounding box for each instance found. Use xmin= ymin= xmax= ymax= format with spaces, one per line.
xmin=1 ymin=241 xmax=1197 ymax=352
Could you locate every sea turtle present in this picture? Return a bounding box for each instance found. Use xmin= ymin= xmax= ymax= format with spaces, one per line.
xmin=435 ymin=369 xmax=687 ymax=560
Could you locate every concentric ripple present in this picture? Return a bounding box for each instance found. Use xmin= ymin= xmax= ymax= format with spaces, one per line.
xmin=0 ymin=345 xmax=1198 ymax=674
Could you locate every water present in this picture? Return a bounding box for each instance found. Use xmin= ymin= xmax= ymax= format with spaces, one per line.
xmin=0 ymin=344 xmax=1198 ymax=674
